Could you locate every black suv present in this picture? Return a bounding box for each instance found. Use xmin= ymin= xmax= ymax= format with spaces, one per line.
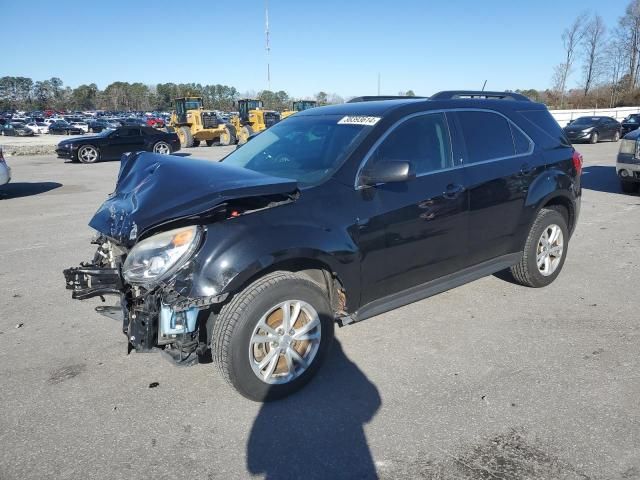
xmin=64 ymin=91 xmax=582 ymax=401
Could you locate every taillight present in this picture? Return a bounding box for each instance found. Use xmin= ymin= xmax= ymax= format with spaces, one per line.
xmin=572 ymin=150 xmax=583 ymax=176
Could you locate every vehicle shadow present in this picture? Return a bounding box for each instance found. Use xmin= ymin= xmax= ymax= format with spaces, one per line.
xmin=582 ymin=165 xmax=635 ymax=195
xmin=246 ymin=340 xmax=381 ymax=480
xmin=172 ymin=153 xmax=191 ymax=157
xmin=0 ymin=182 xmax=62 ymax=199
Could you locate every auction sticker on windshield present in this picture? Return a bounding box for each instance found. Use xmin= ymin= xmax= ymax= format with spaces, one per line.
xmin=337 ymin=116 xmax=381 ymax=126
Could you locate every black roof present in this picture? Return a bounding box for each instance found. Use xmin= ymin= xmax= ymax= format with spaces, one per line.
xmin=297 ymin=91 xmax=541 ymax=118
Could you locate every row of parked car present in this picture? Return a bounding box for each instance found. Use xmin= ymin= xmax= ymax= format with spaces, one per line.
xmin=0 ymin=114 xmax=169 ymax=137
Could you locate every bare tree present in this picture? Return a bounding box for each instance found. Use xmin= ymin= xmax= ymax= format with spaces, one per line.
xmin=554 ymin=13 xmax=588 ymax=107
xmin=605 ymin=29 xmax=627 ymax=106
xmin=582 ymin=15 xmax=607 ymax=96
xmin=619 ymin=0 xmax=640 ymax=89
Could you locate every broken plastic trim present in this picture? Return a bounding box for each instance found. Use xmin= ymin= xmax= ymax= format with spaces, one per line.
xmin=63 ymin=264 xmax=123 ymax=300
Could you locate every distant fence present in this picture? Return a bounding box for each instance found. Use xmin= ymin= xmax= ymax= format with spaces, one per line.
xmin=549 ymin=106 xmax=640 ymax=126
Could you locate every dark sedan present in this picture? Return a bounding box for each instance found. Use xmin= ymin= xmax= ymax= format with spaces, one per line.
xmin=621 ymin=113 xmax=640 ymax=136
xmin=49 ymin=121 xmax=85 ymax=135
xmin=563 ymin=116 xmax=621 ymax=144
xmin=1 ymin=122 xmax=35 ymax=136
xmin=56 ymin=126 xmax=180 ymax=163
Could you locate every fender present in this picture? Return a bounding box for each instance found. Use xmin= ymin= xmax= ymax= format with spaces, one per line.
xmin=170 ymin=216 xmax=361 ymax=312
xmin=516 ymin=164 xmax=579 ymax=249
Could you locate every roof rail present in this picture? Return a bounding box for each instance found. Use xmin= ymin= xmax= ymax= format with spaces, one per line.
xmin=429 ymin=91 xmax=531 ymax=102
xmin=347 ymin=95 xmax=426 ymax=103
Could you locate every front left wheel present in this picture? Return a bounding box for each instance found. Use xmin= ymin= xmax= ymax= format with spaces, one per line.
xmin=77 ymin=145 xmax=100 ymax=163
xmin=212 ymin=271 xmax=335 ymax=402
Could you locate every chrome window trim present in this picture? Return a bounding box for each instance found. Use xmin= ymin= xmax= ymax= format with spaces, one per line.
xmin=354 ymin=107 xmax=536 ymax=190
xmin=354 ymin=110 xmax=453 ymax=189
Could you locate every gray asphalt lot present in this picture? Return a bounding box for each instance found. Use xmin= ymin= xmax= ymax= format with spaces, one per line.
xmin=0 ymin=141 xmax=638 ymax=479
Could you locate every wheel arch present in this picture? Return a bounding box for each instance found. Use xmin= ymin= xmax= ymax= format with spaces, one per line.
xmin=518 ymin=168 xmax=579 ymax=250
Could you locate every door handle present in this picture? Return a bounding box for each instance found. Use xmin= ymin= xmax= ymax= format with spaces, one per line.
xmin=443 ymin=183 xmax=465 ymax=199
xmin=519 ymin=163 xmax=533 ymax=176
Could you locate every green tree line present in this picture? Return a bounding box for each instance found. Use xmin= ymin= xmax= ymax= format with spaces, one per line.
xmin=0 ymin=76 xmax=345 ymax=112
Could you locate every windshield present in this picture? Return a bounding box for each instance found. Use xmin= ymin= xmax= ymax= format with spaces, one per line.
xmin=625 ymin=115 xmax=639 ymax=123
xmin=185 ymin=100 xmax=202 ymax=110
xmin=54 ymin=121 xmax=70 ymax=126
xmin=571 ymin=117 xmax=599 ymax=126
xmin=222 ymin=115 xmax=372 ymax=186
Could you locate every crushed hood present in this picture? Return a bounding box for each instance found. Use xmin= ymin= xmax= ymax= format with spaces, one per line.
xmin=89 ymin=152 xmax=298 ymax=246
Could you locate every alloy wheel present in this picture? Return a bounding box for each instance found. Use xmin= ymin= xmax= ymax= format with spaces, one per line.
xmin=78 ymin=146 xmax=98 ymax=163
xmin=536 ymin=224 xmax=564 ymax=276
xmin=249 ymin=300 xmax=321 ymax=384
xmin=153 ymin=142 xmax=170 ymax=154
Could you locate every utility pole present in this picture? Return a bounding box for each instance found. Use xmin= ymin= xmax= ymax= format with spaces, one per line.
xmin=265 ymin=0 xmax=271 ymax=91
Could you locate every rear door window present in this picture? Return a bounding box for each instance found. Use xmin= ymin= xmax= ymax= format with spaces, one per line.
xmin=454 ymin=111 xmax=515 ymax=163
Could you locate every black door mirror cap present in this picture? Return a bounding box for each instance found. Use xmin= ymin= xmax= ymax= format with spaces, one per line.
xmin=361 ymin=160 xmax=415 ymax=187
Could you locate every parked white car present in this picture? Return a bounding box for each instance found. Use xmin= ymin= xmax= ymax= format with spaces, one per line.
xmin=0 ymin=147 xmax=11 ymax=186
xmin=70 ymin=121 xmax=89 ymax=133
xmin=44 ymin=117 xmax=64 ymax=126
xmin=25 ymin=122 xmax=48 ymax=134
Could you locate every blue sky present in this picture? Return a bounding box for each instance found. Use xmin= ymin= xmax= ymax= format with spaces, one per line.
xmin=2 ymin=0 xmax=623 ymax=98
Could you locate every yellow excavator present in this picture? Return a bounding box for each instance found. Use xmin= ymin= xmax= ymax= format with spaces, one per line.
xmin=169 ymin=97 xmax=236 ymax=147
xmin=281 ymin=100 xmax=318 ymax=119
xmin=229 ymin=99 xmax=281 ymax=145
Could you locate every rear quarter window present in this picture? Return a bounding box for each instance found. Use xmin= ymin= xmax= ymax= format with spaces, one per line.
xmin=518 ymin=109 xmax=570 ymax=147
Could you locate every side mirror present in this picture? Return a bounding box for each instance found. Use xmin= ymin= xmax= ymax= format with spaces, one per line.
xmin=360 ymin=161 xmax=414 ymax=187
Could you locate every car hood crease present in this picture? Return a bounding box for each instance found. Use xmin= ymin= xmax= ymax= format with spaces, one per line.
xmin=89 ymin=152 xmax=298 ymax=245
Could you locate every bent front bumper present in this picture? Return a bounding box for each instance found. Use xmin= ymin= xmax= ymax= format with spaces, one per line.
xmin=63 ymin=252 xmax=213 ymax=362
xmin=63 ymin=264 xmax=122 ymax=299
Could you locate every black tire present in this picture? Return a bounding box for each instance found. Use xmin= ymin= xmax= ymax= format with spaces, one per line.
xmin=238 ymin=125 xmax=254 ymax=145
xmin=613 ymin=130 xmax=620 ymax=142
xmin=589 ymin=131 xmax=599 ymax=144
xmin=219 ymin=124 xmax=237 ymax=146
xmin=212 ymin=271 xmax=335 ymax=402
xmin=205 ymin=139 xmax=215 ymax=147
xmin=509 ymin=207 xmax=569 ymax=288
xmin=178 ymin=126 xmax=194 ymax=148
xmin=192 ymin=140 xmax=201 ymax=147
xmin=621 ymin=180 xmax=639 ymax=194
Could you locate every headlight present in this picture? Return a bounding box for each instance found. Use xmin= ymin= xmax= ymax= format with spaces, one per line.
xmin=619 ymin=139 xmax=637 ymax=156
xmin=123 ymin=226 xmax=202 ymax=285
xmin=581 ymin=127 xmax=594 ymax=133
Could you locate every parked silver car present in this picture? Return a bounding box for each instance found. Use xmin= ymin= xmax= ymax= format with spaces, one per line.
xmin=0 ymin=147 xmax=11 ymax=186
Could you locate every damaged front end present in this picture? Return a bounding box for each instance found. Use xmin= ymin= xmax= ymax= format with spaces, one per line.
xmin=63 ymin=152 xmax=299 ymax=366
xmin=64 ymin=228 xmax=217 ymax=365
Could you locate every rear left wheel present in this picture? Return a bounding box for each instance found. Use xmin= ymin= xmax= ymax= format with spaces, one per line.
xmin=212 ymin=271 xmax=334 ymax=401
xmin=510 ymin=207 xmax=569 ymax=288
